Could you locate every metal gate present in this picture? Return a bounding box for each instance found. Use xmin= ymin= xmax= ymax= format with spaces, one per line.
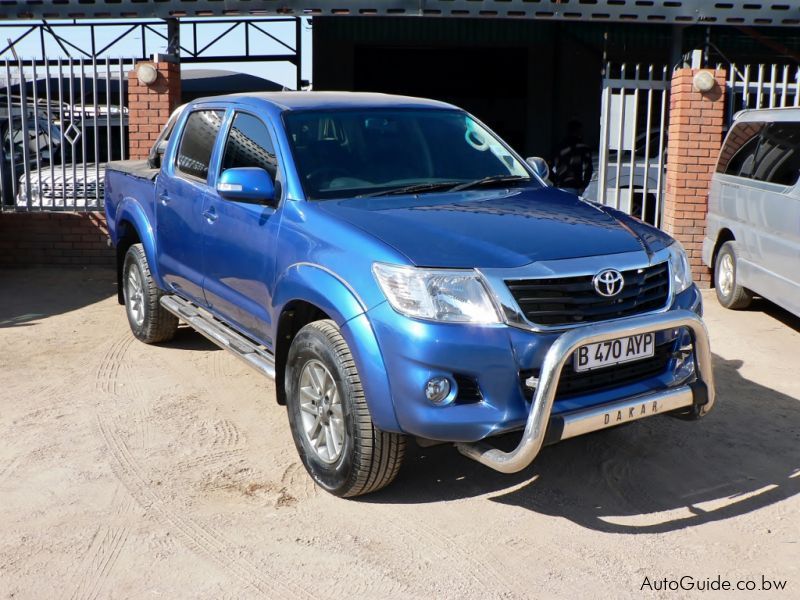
xmin=727 ymin=63 xmax=800 ymax=124
xmin=1 ymin=57 xmax=133 ymax=212
xmin=589 ymin=63 xmax=671 ymax=228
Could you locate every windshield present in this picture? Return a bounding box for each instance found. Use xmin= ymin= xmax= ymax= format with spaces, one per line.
xmin=2 ymin=117 xmax=61 ymax=163
xmin=283 ymin=109 xmax=533 ymax=200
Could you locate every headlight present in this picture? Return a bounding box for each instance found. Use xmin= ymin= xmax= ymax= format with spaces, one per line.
xmin=668 ymin=241 xmax=693 ymax=294
xmin=16 ymin=181 xmax=40 ymax=204
xmin=372 ymin=263 xmax=501 ymax=323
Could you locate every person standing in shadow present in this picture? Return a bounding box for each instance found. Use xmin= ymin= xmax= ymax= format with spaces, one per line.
xmin=552 ymin=119 xmax=593 ymax=196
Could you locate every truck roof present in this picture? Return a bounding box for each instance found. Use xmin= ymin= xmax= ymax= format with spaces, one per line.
xmin=189 ymin=91 xmax=458 ymax=112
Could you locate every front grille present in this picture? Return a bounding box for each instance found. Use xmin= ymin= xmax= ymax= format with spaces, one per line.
xmin=506 ymin=262 xmax=670 ymax=327
xmin=39 ymin=181 xmax=103 ymax=200
xmin=521 ymin=340 xmax=675 ymax=401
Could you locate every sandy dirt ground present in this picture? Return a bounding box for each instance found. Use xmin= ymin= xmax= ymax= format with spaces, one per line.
xmin=0 ymin=267 xmax=798 ymax=600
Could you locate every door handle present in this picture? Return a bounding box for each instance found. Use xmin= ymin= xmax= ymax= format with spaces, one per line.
xmin=202 ymin=208 xmax=218 ymax=223
xmin=159 ymin=193 xmax=170 ymax=206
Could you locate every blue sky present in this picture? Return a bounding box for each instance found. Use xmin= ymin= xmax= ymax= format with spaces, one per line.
xmin=0 ymin=17 xmax=313 ymax=89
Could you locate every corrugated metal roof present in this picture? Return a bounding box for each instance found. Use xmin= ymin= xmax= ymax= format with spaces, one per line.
xmin=2 ymin=1 xmax=799 ymax=27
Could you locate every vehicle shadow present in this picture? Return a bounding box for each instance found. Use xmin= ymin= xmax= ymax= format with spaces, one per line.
xmin=748 ymin=298 xmax=800 ymax=333
xmin=365 ymin=354 xmax=800 ymax=534
xmin=0 ymin=267 xmax=116 ymax=328
xmin=166 ymin=325 xmax=221 ymax=351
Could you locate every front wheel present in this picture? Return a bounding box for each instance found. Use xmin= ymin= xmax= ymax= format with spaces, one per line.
xmin=285 ymin=320 xmax=405 ymax=497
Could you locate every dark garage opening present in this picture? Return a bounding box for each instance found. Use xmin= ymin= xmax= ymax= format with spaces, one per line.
xmin=313 ymin=18 xmax=611 ymax=160
xmin=353 ymin=46 xmax=528 ymax=152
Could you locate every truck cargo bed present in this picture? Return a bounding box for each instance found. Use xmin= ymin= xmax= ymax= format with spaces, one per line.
xmin=106 ymin=159 xmax=158 ymax=181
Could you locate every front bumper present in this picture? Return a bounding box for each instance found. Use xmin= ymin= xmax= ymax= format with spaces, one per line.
xmin=365 ymin=285 xmax=704 ymax=442
xmin=455 ymin=308 xmax=714 ymax=473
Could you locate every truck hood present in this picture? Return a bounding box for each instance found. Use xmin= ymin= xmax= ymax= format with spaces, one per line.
xmin=316 ymin=187 xmax=658 ymax=269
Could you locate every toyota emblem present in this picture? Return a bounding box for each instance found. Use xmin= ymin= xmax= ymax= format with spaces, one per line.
xmin=593 ymin=269 xmax=625 ymax=297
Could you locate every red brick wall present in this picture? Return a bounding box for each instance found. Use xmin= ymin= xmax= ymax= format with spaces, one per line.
xmin=127 ymin=61 xmax=181 ymax=160
xmin=663 ymin=68 xmax=727 ymax=288
xmin=0 ymin=212 xmax=113 ymax=267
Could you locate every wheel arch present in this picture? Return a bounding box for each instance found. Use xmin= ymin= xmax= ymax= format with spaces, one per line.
xmin=711 ymin=228 xmax=736 ymax=287
xmin=115 ymin=219 xmax=141 ymax=304
xmin=113 ymin=199 xmax=161 ymax=304
xmin=274 ymin=299 xmax=332 ymax=406
xmin=271 ymin=264 xmax=400 ymax=433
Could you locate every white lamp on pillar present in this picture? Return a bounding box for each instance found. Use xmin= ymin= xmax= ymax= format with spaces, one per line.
xmin=136 ymin=63 xmax=158 ymax=86
xmin=693 ymin=71 xmax=716 ymax=94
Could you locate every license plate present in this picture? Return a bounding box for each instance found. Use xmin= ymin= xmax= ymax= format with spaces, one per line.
xmin=574 ymin=332 xmax=655 ymax=372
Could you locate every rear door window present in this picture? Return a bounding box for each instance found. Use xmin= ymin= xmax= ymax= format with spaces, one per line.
xmin=717 ymin=122 xmax=765 ymax=178
xmin=175 ymin=109 xmax=225 ymax=182
xmin=750 ymin=122 xmax=800 ymax=186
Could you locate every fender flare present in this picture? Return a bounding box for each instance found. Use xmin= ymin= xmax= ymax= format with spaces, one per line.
xmin=272 ymin=263 xmax=401 ymax=433
xmin=114 ymin=198 xmax=163 ymax=288
xmin=272 ymin=262 xmax=366 ymax=327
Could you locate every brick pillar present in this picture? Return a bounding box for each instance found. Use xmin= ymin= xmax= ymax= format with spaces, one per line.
xmin=663 ymin=68 xmax=727 ymax=288
xmin=127 ymin=61 xmax=181 ymax=160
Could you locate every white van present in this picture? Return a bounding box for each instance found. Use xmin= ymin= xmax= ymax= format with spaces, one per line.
xmin=703 ymin=108 xmax=800 ymax=317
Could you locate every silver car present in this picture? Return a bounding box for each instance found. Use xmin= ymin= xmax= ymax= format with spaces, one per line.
xmin=703 ymin=108 xmax=800 ymax=317
xmin=17 ymin=162 xmax=105 ymax=209
xmin=583 ymin=129 xmax=667 ymax=226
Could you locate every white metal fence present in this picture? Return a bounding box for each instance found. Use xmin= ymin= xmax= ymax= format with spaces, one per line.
xmin=588 ymin=61 xmax=800 ymax=231
xmin=1 ymin=57 xmax=133 ymax=212
xmin=589 ymin=63 xmax=671 ymax=228
xmin=726 ymin=63 xmax=800 ymax=124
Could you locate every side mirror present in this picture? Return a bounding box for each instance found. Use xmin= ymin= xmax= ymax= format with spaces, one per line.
xmin=526 ymin=157 xmax=550 ymax=182
xmin=147 ymin=140 xmax=168 ymax=169
xmin=217 ymin=167 xmax=275 ymax=205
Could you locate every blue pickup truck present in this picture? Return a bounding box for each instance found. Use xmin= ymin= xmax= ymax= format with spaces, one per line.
xmin=105 ymin=92 xmax=715 ymax=497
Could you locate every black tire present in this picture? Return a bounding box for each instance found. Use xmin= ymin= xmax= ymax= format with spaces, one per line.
xmin=714 ymin=241 xmax=753 ymax=310
xmin=285 ymin=320 xmax=405 ymax=498
xmin=122 ymin=243 xmax=178 ymax=344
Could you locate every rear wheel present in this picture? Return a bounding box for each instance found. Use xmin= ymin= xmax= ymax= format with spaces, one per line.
xmin=714 ymin=241 xmax=753 ymax=310
xmin=285 ymin=319 xmax=405 ymax=497
xmin=122 ymin=243 xmax=178 ymax=343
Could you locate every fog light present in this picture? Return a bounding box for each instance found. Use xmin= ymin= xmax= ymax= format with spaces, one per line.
xmin=673 ymin=345 xmax=696 ymax=384
xmin=524 ymin=375 xmax=539 ymax=391
xmin=425 ymin=377 xmax=452 ymax=405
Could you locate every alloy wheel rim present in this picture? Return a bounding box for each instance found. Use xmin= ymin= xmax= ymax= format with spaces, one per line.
xmin=126 ymin=266 xmax=145 ymax=327
xmin=718 ymin=253 xmax=734 ymax=297
xmin=298 ymin=359 xmax=345 ymax=464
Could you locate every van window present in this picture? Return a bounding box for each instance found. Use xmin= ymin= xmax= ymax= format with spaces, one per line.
xmin=750 ymin=123 xmax=800 ymax=186
xmin=175 ymin=110 xmax=224 ymax=182
xmin=717 ymin=122 xmax=765 ymax=177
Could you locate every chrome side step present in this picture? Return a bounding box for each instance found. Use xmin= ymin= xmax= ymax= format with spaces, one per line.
xmin=160 ymin=295 xmax=275 ymax=380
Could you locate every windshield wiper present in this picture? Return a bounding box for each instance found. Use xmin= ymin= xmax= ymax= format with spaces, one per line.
xmin=449 ymin=174 xmax=530 ymax=193
xmin=357 ymin=181 xmax=461 ymax=198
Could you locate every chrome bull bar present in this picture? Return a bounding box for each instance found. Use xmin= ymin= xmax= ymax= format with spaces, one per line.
xmin=455 ymin=309 xmax=715 ymax=474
